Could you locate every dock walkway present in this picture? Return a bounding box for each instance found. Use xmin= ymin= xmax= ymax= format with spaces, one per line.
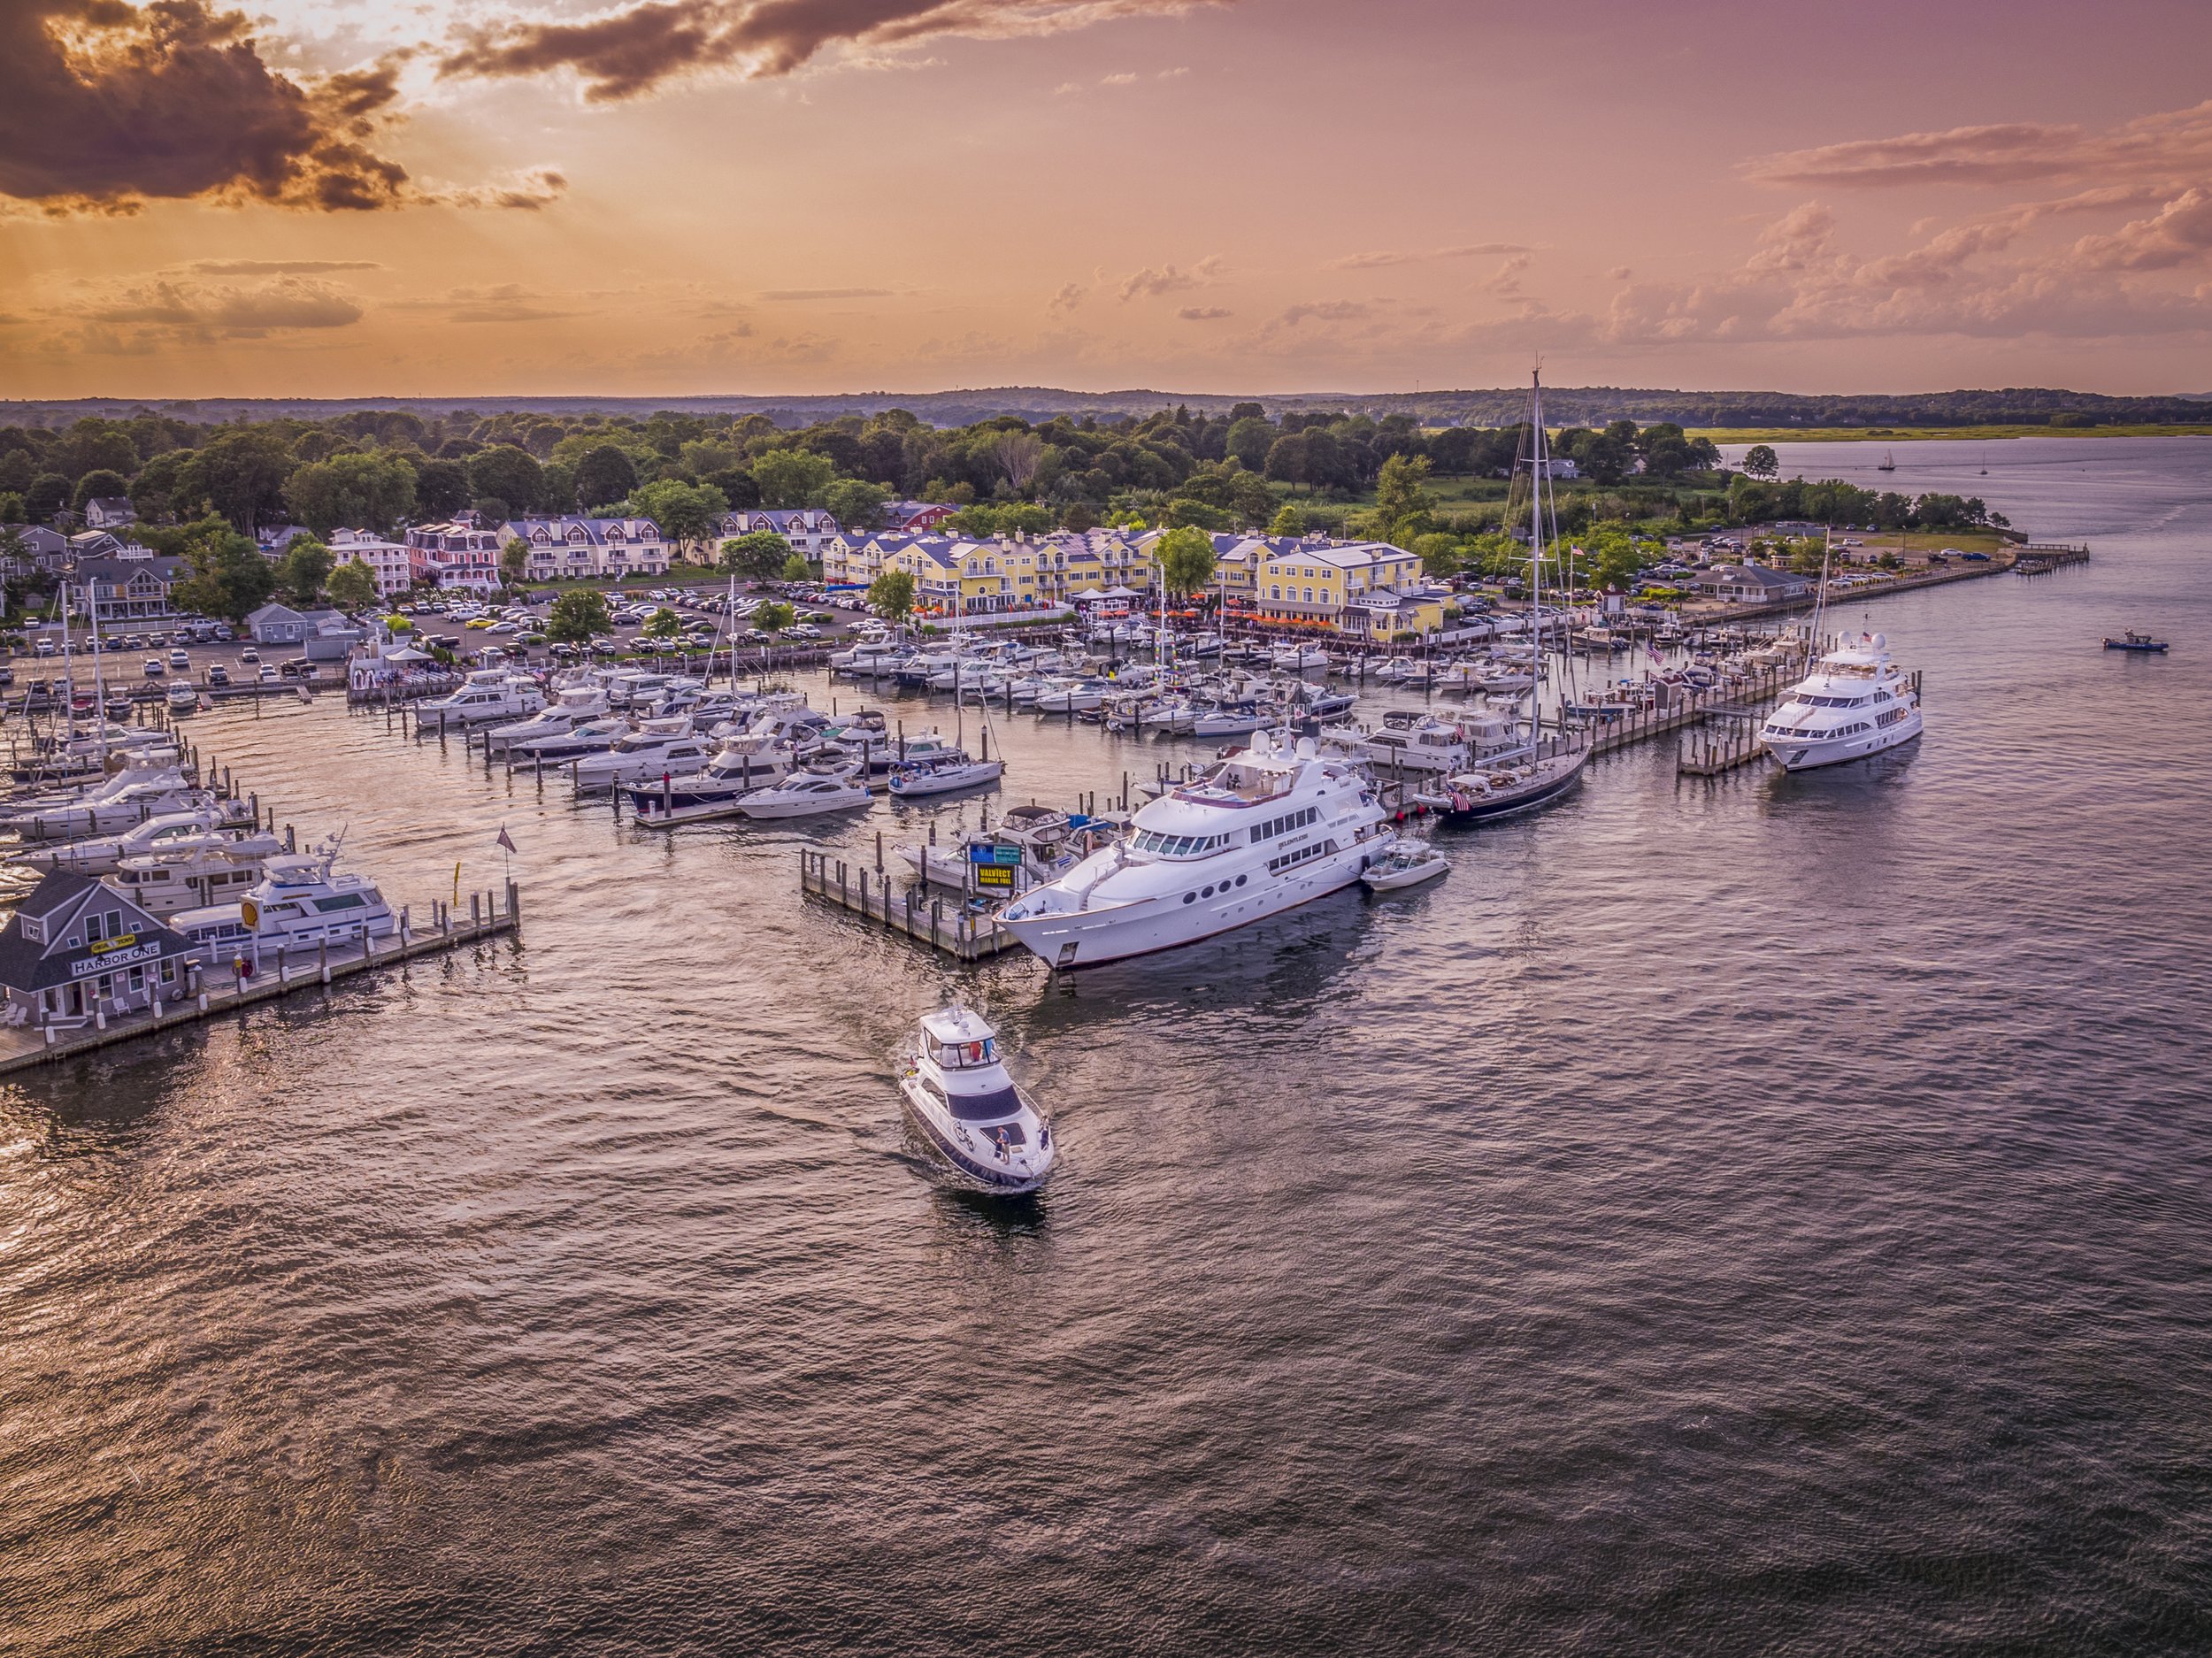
xmin=799 ymin=848 xmax=1021 ymax=962
xmin=0 ymin=882 xmax=522 ymax=1077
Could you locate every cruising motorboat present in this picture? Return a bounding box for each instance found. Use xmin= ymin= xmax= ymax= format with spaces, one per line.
xmin=171 ymin=846 xmax=397 ymax=966
xmin=419 ymin=671 xmax=544 ymax=724
xmin=3 ymin=767 xmax=200 ymax=840
xmin=1270 ymin=642 xmax=1331 ymax=672
xmin=898 ymin=1002 xmax=1056 ymax=1194
xmin=111 ymin=838 xmax=281 ymax=917
xmin=625 ymin=723 xmax=799 ymax=823
xmin=507 ymin=713 xmax=629 ymax=761
xmin=570 ymin=720 xmax=713 ymax=791
xmin=484 ymin=686 xmax=611 ymax=753
xmin=830 ymin=639 xmax=904 ymax=675
xmin=11 ymin=801 xmax=265 ymax=875
xmin=996 ymin=727 xmax=1393 ymax=969
xmin=1356 ymin=711 xmax=1502 ymax=776
xmin=1360 ymin=838 xmax=1449 ymax=892
xmin=887 ymin=749 xmax=1004 ymax=799
xmin=2103 ymin=630 xmax=2169 ymax=652
xmin=1758 ymin=631 xmax=1924 ymax=771
xmin=1033 ymin=676 xmax=1110 ymax=714
xmin=733 ymin=765 xmax=873 ymax=820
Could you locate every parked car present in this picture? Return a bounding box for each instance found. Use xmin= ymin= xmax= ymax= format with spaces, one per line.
xmin=168 ymin=649 xmax=190 ymax=671
xmin=207 ymin=665 xmax=230 ymax=687
xmin=142 ymin=657 xmax=165 ymax=678
xmin=239 ymin=646 xmax=260 ymax=664
xmin=280 ymin=657 xmax=316 ymax=679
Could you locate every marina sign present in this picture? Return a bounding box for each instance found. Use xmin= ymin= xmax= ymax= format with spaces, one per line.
xmin=968 ymin=844 xmax=1024 ymax=866
xmin=71 ymin=940 xmax=159 ymax=978
xmin=974 ymin=864 xmax=1015 ymax=889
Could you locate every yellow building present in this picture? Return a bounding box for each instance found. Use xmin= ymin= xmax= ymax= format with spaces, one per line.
xmin=1252 ymin=538 xmax=1435 ymax=635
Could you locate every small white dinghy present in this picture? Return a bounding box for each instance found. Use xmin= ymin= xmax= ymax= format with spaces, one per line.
xmin=899 ymin=1002 xmax=1056 ymax=1194
xmin=1360 ymin=839 xmax=1449 ymax=893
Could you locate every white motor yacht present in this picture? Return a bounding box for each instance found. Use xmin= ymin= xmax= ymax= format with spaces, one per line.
xmin=10 ymin=800 xmax=260 ymax=873
xmin=1360 ymin=838 xmax=1449 ymax=892
xmin=1033 ymin=676 xmax=1110 ymax=714
xmin=1270 ymin=642 xmax=1331 ymax=672
xmin=171 ymin=847 xmax=396 ymax=966
xmin=111 ymin=836 xmax=283 ymax=917
xmin=733 ymin=765 xmax=873 ymax=820
xmin=509 ymin=714 xmax=629 ymax=761
xmin=899 ymin=1002 xmax=1056 ymax=1194
xmin=484 ymin=686 xmax=611 ymax=753
xmin=626 ymin=723 xmax=800 ymax=824
xmin=996 ymin=728 xmax=1392 ymax=970
xmin=887 ymin=750 xmax=1004 ymax=799
xmin=570 ymin=720 xmax=712 ymax=792
xmin=419 ymin=671 xmax=544 ymax=724
xmin=1759 ymin=631 xmax=1924 ymax=771
xmin=3 ymin=767 xmax=200 ymax=840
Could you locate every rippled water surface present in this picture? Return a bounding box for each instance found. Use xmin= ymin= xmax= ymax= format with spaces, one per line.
xmin=4 ymin=438 xmax=2208 ymax=1655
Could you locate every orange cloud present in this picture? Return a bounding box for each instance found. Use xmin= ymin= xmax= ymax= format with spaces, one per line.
xmin=1747 ymin=101 xmax=2212 ymax=189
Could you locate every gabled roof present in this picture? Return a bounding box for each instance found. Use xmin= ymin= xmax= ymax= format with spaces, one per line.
xmin=0 ymin=870 xmax=192 ymax=993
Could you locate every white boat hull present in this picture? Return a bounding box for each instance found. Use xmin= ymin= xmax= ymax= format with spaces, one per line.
xmin=997 ymin=840 xmax=1378 ymax=969
xmin=898 ymin=1077 xmax=1054 ymax=1193
xmin=1763 ymin=710 xmax=1923 ymax=771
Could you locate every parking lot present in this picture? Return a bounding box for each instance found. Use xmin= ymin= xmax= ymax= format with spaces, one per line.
xmin=12 ymin=580 xmax=873 ymax=691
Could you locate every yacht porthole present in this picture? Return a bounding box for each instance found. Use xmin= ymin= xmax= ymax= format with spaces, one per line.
xmin=1182 ymin=893 xmax=1195 ymax=904
xmin=1202 ymin=885 xmax=1214 ymax=898
xmin=1235 ymin=875 xmax=1247 ymax=887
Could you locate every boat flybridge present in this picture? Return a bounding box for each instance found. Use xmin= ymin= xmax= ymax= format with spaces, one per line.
xmin=484 ymin=685 xmax=612 ymax=753
xmin=899 ymin=1002 xmax=1056 ymax=1193
xmin=111 ymin=836 xmax=284 ymax=918
xmin=419 ymin=671 xmax=545 ymax=724
xmin=625 ymin=721 xmax=802 ymax=824
xmin=996 ymin=727 xmax=1393 ymax=970
xmin=1759 ymin=630 xmax=1924 ymax=771
xmin=569 ymin=718 xmax=713 ymax=791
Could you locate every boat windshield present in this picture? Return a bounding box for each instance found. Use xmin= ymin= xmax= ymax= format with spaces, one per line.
xmin=945 ymin=1083 xmax=1024 ymax=1123
xmin=937 ymin=1038 xmax=995 ymax=1067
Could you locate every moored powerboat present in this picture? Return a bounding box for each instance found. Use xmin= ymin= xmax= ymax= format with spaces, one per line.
xmin=1758 ymin=631 xmax=1923 ymax=771
xmin=887 ymin=750 xmax=1004 ymax=799
xmin=733 ymin=765 xmax=873 ymax=819
xmin=1360 ymin=838 xmax=1449 ymax=892
xmin=898 ymin=1002 xmax=1056 ymax=1193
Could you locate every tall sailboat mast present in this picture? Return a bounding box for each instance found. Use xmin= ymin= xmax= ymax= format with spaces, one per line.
xmin=1526 ymin=368 xmax=1550 ymax=750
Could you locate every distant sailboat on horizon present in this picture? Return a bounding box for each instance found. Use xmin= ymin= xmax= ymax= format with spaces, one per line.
xmin=1878 ymin=449 xmax=1897 ymax=472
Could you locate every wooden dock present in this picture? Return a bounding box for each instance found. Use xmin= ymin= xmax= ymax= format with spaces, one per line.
xmin=0 ymin=881 xmax=523 ymax=1076
xmin=799 ymin=848 xmax=1022 ymax=961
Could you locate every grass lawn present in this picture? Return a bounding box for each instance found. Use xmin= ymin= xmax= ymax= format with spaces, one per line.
xmin=1834 ymin=528 xmax=2008 ymax=555
xmin=1689 ymin=424 xmax=2212 ymax=444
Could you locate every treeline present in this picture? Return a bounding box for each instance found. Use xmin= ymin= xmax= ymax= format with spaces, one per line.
xmin=6 ymin=384 xmax=2201 ymax=433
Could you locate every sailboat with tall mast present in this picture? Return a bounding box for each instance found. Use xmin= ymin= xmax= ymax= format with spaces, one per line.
xmin=1416 ymin=367 xmax=1590 ymax=825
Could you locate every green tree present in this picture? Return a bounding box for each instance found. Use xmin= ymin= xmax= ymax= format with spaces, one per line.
xmin=820 ymin=477 xmax=888 ymax=532
xmin=750 ymin=448 xmax=837 ymax=509
xmin=1411 ymin=532 xmax=1463 ymax=580
xmin=412 ymin=458 xmax=473 ymax=519
xmin=177 ymin=427 xmax=292 ymax=532
xmin=754 ymin=601 xmax=795 ymax=637
xmin=163 ymin=517 xmax=278 ymax=621
xmin=1742 ymin=444 xmax=1780 ymax=480
xmin=26 ymin=472 xmax=71 ymax=521
xmin=1268 ymin=503 xmax=1311 ymax=537
xmin=867 ymin=567 xmax=916 ymax=624
xmin=1225 ymin=417 xmax=1275 ymax=472
xmin=501 ymin=537 xmax=531 ymax=588
xmin=276 ymin=536 xmax=334 ymax=604
xmin=0 ymin=493 xmax=25 ymax=524
xmin=325 ymin=558 xmax=380 ymax=611
xmin=1156 ymin=525 xmax=1217 ymax=598
xmin=627 ymin=478 xmax=727 ymax=561
xmin=1374 ymin=452 xmax=1439 ymax=540
xmin=1579 ymin=522 xmax=1647 ymax=592
xmin=71 ymin=469 xmax=130 ymax=512
xmin=643 ymin=606 xmax=680 ymax=638
xmin=282 ymin=450 xmax=419 ymax=536
xmin=718 ymin=530 xmax=789 ymax=582
xmin=573 ymin=444 xmax=639 ymax=510
xmin=780 ymin=552 xmax=812 ymax=582
xmin=466 ymin=445 xmax=543 ymax=514
xmin=547 ymin=589 xmax=611 ymax=643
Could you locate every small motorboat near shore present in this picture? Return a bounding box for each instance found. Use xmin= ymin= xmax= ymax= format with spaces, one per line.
xmin=899 ymin=1002 xmax=1055 ymax=1194
xmin=1359 ymin=839 xmax=1448 ymax=893
xmin=2102 ymin=630 xmax=2169 ymax=652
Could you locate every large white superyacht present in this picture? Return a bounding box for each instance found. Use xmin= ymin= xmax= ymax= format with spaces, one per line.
xmin=995 ymin=727 xmax=1392 ymax=969
xmin=1759 ymin=630 xmax=1924 ymax=771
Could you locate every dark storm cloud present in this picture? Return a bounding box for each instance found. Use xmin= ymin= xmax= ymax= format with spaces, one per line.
xmin=440 ymin=0 xmax=1223 ymax=103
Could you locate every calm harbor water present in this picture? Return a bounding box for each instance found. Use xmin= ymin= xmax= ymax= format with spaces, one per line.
xmin=3 ymin=437 xmax=2208 ymax=1655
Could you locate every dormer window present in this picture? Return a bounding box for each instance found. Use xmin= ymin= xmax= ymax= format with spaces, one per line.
xmin=21 ymin=919 xmax=42 ymax=943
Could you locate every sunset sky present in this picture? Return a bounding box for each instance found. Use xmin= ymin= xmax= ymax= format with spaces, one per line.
xmin=4 ymin=0 xmax=2210 ymax=399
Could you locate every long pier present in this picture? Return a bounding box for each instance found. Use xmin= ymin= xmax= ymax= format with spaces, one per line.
xmin=0 ymin=881 xmax=522 ymax=1076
